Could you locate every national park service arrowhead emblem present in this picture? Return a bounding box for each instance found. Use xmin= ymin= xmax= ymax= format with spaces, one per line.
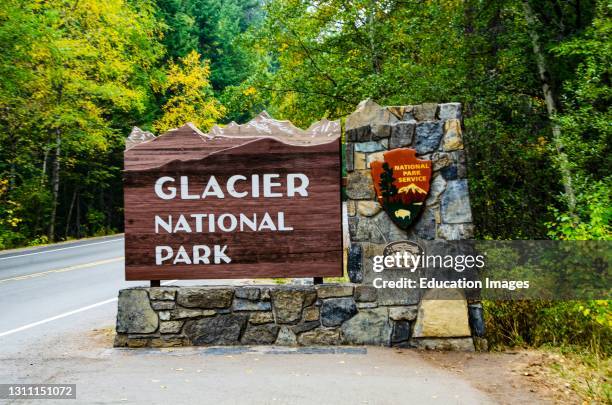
xmin=370 ymin=148 xmax=432 ymax=229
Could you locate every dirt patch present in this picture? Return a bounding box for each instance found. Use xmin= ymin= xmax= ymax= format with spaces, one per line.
xmin=415 ymin=349 xmax=582 ymax=404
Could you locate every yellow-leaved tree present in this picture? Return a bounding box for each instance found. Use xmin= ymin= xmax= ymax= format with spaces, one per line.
xmin=154 ymin=50 xmax=226 ymax=133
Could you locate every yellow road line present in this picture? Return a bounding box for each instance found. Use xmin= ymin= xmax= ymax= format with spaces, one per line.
xmin=0 ymin=256 xmax=124 ymax=284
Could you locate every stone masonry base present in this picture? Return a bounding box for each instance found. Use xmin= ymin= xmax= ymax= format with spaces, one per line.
xmin=114 ymin=285 xmax=478 ymax=350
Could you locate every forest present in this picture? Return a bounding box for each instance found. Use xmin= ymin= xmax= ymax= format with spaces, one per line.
xmin=0 ymin=0 xmax=609 ymax=247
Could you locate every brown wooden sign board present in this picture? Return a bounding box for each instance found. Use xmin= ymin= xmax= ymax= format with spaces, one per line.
xmin=123 ymin=114 xmax=343 ymax=280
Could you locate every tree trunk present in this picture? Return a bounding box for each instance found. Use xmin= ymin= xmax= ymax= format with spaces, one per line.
xmin=49 ymin=129 xmax=61 ymax=241
xmin=522 ymin=1 xmax=577 ymax=213
xmin=76 ymin=192 xmax=80 ymax=239
xmin=65 ymin=188 xmax=77 ymax=238
xmin=41 ymin=146 xmax=50 ymax=185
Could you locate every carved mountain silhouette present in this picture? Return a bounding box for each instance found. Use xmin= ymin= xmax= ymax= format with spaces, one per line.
xmin=398 ymin=183 xmax=427 ymax=194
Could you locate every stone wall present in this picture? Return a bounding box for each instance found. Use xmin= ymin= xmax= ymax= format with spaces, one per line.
xmin=344 ymin=100 xmax=484 ymax=350
xmin=114 ymin=284 xmax=474 ymax=350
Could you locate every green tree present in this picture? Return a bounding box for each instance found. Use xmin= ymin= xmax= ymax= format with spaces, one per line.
xmin=154 ymin=50 xmax=226 ymax=132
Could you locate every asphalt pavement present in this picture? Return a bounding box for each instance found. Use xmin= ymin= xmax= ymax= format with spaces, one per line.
xmin=0 ymin=236 xmax=497 ymax=404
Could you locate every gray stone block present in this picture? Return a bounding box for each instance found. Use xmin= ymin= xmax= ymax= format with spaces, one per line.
xmin=347 ymin=243 xmax=363 ymax=283
xmin=116 ymin=289 xmax=158 ymax=334
xmin=391 ymin=321 xmax=411 ymax=344
xmin=241 ymin=323 xmax=280 ymax=344
xmin=389 ymin=121 xmax=415 ymax=148
xmin=354 ymin=285 xmax=377 ymax=302
xmin=413 ymin=103 xmax=438 ymax=121
xmin=437 ymin=223 xmax=475 ymax=240
xmin=415 ymin=121 xmax=444 ymax=154
xmin=346 ymin=170 xmax=374 ymax=200
xmin=346 ymin=143 xmax=354 ymax=172
xmin=438 ymin=102 xmax=462 ymax=120
xmin=316 ymin=284 xmax=354 ymax=299
xmin=235 ymin=287 xmax=261 ymax=301
xmin=276 ymin=326 xmax=297 ymax=345
xmin=176 ymin=287 xmax=234 ymax=309
xmin=441 ymin=180 xmax=473 ymax=224
xmin=233 ymin=298 xmax=271 ymax=312
xmin=320 ymin=298 xmax=357 ymax=327
xmin=184 ymin=313 xmax=247 ymax=345
xmin=355 ymin=141 xmax=386 ymax=153
xmin=341 ymin=308 xmax=391 ymax=345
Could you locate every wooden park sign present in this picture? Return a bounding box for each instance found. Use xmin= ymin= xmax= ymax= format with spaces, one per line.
xmin=123 ymin=113 xmax=342 ymax=280
xmin=370 ymin=148 xmax=432 ymax=229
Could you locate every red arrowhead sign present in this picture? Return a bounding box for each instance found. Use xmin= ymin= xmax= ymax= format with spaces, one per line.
xmin=370 ymin=148 xmax=432 ymax=229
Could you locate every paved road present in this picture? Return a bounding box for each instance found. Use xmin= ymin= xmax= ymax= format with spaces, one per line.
xmin=0 ymin=236 xmax=497 ymax=404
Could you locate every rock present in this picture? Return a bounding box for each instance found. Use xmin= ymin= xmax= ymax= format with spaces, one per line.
xmin=316 ymin=284 xmax=354 ymax=299
xmin=176 ymin=287 xmax=233 ymax=309
xmin=348 ymin=216 xmax=359 ymax=239
xmin=159 ymin=321 xmax=183 ymax=334
xmin=415 ymin=122 xmax=443 ymax=154
xmin=149 ymin=288 xmax=177 ymax=301
xmin=347 ymin=244 xmax=363 ymax=283
xmin=149 ymin=336 xmax=189 ymax=348
xmin=354 ymin=152 xmax=367 ymax=170
xmin=432 ymin=152 xmax=453 ymax=171
xmin=386 ymin=106 xmax=409 ymax=120
xmin=291 ymin=321 xmax=320 ymax=334
xmin=355 ymin=141 xmax=386 ymax=153
xmin=241 ymin=323 xmax=279 ymax=344
xmin=437 ymin=223 xmax=475 ymax=240
xmin=151 ymin=301 xmax=175 ymax=311
xmin=303 ymin=306 xmax=320 ymax=322
xmin=347 ymin=201 xmax=356 ymax=217
xmin=366 ymin=151 xmax=385 ymax=168
xmin=425 ymin=175 xmax=446 ymax=206
xmin=116 ymin=289 xmax=159 ymax=334
xmin=271 ymin=288 xmax=315 ymax=324
xmin=341 ymin=308 xmax=391 ymax=345
xmin=356 ymin=201 xmax=381 ymax=217
xmin=468 ymin=304 xmax=485 ymax=337
xmin=371 ymin=124 xmax=393 ymax=140
xmin=389 ymin=121 xmax=416 ymax=148
xmin=184 ymin=314 xmax=247 ymax=345
xmin=235 ymin=287 xmax=260 ymax=301
xmin=321 ymin=298 xmax=357 ymax=327
xmin=389 ymin=306 xmax=418 ymax=321
xmin=357 ymin=302 xmax=378 ymax=309
xmin=276 ymin=326 xmax=298 ymax=345
xmin=297 ymin=328 xmax=340 ymax=345
xmin=453 ymin=150 xmax=468 ymax=179
xmin=413 ymin=289 xmax=471 ymax=337
xmin=249 ymin=312 xmax=274 ymax=325
xmin=158 ymin=311 xmax=171 ymax=321
xmin=170 ymin=308 xmax=216 ymax=320
xmin=412 ymin=337 xmax=475 ymax=351
xmin=438 ymin=103 xmax=462 ymax=120
xmin=233 ymin=298 xmax=271 ymax=311
xmin=408 ymin=206 xmax=437 ymax=240
xmin=442 ymin=119 xmax=463 ymax=151
xmin=391 ymin=321 xmax=411 ymax=344
xmin=346 ymin=99 xmax=398 ymax=142
xmin=354 ymin=285 xmax=377 ymax=302
xmin=441 ymin=180 xmax=472 ymax=224
xmin=413 ymin=103 xmax=438 ymax=121
xmin=346 ymin=170 xmax=374 ymax=200
xmin=355 ymin=212 xmax=406 ymax=243
xmin=346 ymin=143 xmax=354 ymax=172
